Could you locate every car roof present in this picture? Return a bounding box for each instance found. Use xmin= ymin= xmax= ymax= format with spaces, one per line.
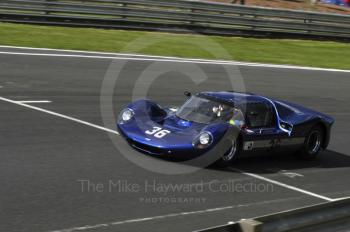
xmin=196 ymin=91 xmax=271 ymax=107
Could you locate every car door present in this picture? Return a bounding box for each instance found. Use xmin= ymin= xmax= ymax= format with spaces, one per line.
xmin=242 ymin=102 xmax=288 ymax=153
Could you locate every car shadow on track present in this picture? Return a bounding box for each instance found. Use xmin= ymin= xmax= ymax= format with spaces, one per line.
xmin=211 ymin=150 xmax=350 ymax=174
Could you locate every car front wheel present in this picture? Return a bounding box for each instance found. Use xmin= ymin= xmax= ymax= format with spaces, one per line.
xmin=215 ymin=140 xmax=239 ymax=167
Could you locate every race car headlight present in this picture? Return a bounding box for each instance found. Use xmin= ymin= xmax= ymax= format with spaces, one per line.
xmin=118 ymin=108 xmax=134 ymax=124
xmin=199 ymin=133 xmax=211 ymax=145
xmin=193 ymin=132 xmax=213 ymax=149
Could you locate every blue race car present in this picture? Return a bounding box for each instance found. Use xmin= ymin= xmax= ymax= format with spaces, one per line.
xmin=117 ymin=91 xmax=334 ymax=166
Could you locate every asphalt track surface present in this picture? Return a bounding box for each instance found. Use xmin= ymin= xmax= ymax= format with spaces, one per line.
xmin=0 ymin=46 xmax=350 ymax=232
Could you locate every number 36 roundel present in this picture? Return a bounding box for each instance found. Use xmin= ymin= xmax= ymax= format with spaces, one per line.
xmin=145 ymin=126 xmax=171 ymax=138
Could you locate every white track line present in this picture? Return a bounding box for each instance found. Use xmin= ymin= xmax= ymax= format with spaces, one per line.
xmin=230 ymin=168 xmax=335 ymax=202
xmin=0 ymin=96 xmax=119 ymax=135
xmin=0 ymin=45 xmax=190 ymax=60
xmin=0 ymin=95 xmax=338 ymax=202
xmin=15 ymin=100 xmax=52 ymax=104
xmin=0 ymin=51 xmax=255 ymax=66
xmin=0 ymin=47 xmax=349 ymax=73
xmin=47 ymin=198 xmax=295 ymax=232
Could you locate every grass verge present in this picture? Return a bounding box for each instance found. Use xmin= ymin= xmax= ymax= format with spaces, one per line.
xmin=1 ymin=22 xmax=349 ymax=70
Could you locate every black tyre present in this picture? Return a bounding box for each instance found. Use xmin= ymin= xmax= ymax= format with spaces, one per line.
xmin=215 ymin=139 xmax=240 ymax=167
xmin=297 ymin=125 xmax=324 ymax=160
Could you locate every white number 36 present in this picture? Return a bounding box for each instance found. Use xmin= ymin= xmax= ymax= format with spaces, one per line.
xmin=145 ymin=126 xmax=170 ymax=138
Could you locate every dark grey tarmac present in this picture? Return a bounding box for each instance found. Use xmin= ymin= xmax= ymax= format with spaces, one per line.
xmin=0 ymin=47 xmax=349 ymax=232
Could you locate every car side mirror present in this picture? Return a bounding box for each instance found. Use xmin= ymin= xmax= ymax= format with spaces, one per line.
xmin=184 ymin=91 xmax=192 ymax=97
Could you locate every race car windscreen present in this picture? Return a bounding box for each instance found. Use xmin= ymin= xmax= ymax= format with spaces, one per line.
xmin=176 ymin=96 xmax=243 ymax=124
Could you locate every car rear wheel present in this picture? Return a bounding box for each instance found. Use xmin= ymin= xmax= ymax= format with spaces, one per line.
xmin=215 ymin=140 xmax=239 ymax=167
xmin=297 ymin=125 xmax=324 ymax=160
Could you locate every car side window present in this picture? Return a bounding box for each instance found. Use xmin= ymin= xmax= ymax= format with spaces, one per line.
xmin=245 ymin=103 xmax=275 ymax=128
xmin=274 ymin=101 xmax=296 ymax=118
